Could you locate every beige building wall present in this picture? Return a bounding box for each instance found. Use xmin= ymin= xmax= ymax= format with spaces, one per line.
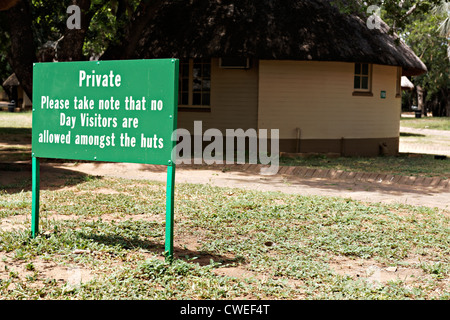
xmin=176 ymin=59 xmax=401 ymax=155
xmin=257 ymin=60 xmax=401 ymax=141
xmin=177 ymin=58 xmax=258 ymax=133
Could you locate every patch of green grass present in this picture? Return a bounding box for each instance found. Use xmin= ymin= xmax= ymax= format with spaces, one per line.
xmin=0 ymin=177 xmax=448 ymax=299
xmin=401 ymin=117 xmax=450 ymax=131
xmin=0 ymin=111 xmax=32 ymax=127
xmin=280 ymin=154 xmax=450 ymax=178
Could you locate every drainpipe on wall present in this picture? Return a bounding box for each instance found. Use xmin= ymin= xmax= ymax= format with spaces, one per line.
xmin=296 ymin=128 xmax=301 ymax=153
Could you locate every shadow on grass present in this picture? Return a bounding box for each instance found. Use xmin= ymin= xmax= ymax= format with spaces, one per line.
xmin=80 ymin=233 xmax=245 ymax=266
xmin=203 ymin=167 xmax=446 ymax=197
xmin=400 ymin=132 xmax=426 ymax=137
xmin=0 ymin=127 xmax=32 ymax=135
xmin=0 ymin=127 xmax=32 ymax=145
xmin=0 ymin=162 xmax=101 ymax=194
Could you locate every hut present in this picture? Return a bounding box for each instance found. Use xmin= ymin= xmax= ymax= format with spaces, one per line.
xmin=135 ymin=0 xmax=426 ymax=156
xmin=401 ymin=76 xmax=415 ymax=91
xmin=2 ymin=73 xmax=32 ymax=110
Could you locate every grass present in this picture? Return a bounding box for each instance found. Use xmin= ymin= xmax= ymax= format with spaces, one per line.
xmin=0 ymin=176 xmax=449 ymax=300
xmin=0 ymin=111 xmax=32 ymax=129
xmin=0 ymin=111 xmax=449 ymax=299
xmin=400 ymin=117 xmax=450 ymax=131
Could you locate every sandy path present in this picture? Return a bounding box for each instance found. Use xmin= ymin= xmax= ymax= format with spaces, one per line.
xmin=399 ymin=126 xmax=450 ymax=156
xmin=52 ymin=162 xmax=450 ymax=211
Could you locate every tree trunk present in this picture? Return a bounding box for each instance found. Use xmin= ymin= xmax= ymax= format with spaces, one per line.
xmin=5 ymin=0 xmax=36 ymax=101
xmin=446 ymin=89 xmax=450 ymax=117
xmin=416 ymin=85 xmax=426 ymax=117
xmin=57 ymin=0 xmax=92 ymax=62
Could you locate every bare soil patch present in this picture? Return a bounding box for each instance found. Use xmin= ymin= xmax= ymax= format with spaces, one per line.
xmin=0 ymin=252 xmax=94 ymax=290
xmin=328 ymin=255 xmax=426 ymax=286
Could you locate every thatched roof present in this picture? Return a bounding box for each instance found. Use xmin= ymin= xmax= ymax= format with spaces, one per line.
xmin=401 ymin=76 xmax=414 ymax=90
xmin=2 ymin=73 xmax=20 ymax=87
xmin=136 ymin=0 xmax=426 ymax=76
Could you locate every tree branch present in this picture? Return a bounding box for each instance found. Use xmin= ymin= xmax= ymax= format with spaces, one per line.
xmin=101 ymin=0 xmax=165 ymax=60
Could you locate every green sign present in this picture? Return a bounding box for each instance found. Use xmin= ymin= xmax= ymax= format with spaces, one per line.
xmin=32 ymin=59 xmax=178 ymax=165
xmin=31 ymin=59 xmax=179 ymax=259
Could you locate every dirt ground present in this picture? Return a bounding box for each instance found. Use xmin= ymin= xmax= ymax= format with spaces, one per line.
xmin=15 ymin=160 xmax=447 ymax=211
xmin=1 ymin=114 xmax=449 ymax=296
xmin=1 ymin=160 xmax=448 ymax=292
xmin=399 ymin=126 xmax=450 ymax=157
xmin=0 ymin=120 xmax=448 ymax=211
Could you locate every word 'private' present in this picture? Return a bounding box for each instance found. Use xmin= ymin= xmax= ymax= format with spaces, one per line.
xmin=79 ymin=70 xmax=121 ymax=87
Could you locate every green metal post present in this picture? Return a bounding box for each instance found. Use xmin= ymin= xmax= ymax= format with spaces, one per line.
xmin=31 ymin=156 xmax=40 ymax=238
xmin=165 ymin=163 xmax=176 ymax=260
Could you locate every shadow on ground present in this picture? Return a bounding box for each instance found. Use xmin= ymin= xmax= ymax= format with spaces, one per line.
xmin=0 ymin=162 xmax=99 ymax=194
xmin=79 ymin=232 xmax=243 ymax=266
xmin=171 ymin=166 xmax=446 ymax=197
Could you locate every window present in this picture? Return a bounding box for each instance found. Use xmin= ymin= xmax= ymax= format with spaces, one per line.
xmin=178 ymin=59 xmax=211 ymax=109
xmin=219 ymin=57 xmax=250 ymax=69
xmin=353 ymin=63 xmax=373 ymax=96
xmin=179 ymin=61 xmax=189 ymax=105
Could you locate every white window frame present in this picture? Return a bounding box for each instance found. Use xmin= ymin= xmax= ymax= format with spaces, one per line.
xmin=178 ymin=58 xmax=211 ymax=109
xmin=353 ymin=63 xmax=373 ymax=93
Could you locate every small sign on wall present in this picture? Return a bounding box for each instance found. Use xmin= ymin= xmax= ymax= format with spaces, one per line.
xmin=381 ymin=91 xmax=386 ymax=99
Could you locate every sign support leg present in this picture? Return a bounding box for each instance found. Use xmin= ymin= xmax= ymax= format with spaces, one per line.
xmin=31 ymin=156 xmax=40 ymax=238
xmin=165 ymin=164 xmax=175 ymax=260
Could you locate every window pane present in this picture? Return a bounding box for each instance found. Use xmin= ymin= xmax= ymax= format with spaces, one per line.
xmin=202 ymin=93 xmax=210 ymax=106
xmin=361 ymin=76 xmax=369 ymax=89
xmin=181 ymin=92 xmax=188 ymax=105
xmin=354 ymin=76 xmax=361 ymax=89
xmin=193 ymin=78 xmax=202 ymax=91
xmin=181 ymin=63 xmax=189 ymax=76
xmin=178 ymin=91 xmax=188 ymax=105
xmin=179 ymin=59 xmax=211 ymax=107
xmin=203 ymin=64 xmax=211 ymax=78
xmin=355 ymin=63 xmax=361 ymax=75
xmin=182 ymin=79 xmax=189 ymax=90
xmin=193 ymin=63 xmax=202 ymax=77
xmin=193 ymin=92 xmax=201 ymax=105
xmin=202 ymin=79 xmax=211 ymax=90
xmin=362 ymin=63 xmax=369 ymax=75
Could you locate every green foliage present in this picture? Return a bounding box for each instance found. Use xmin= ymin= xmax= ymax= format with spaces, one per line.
xmin=403 ymin=14 xmax=449 ymax=95
xmin=334 ymin=0 xmax=443 ymax=31
xmin=0 ymin=0 xmax=139 ymax=63
xmin=82 ymin=5 xmax=117 ymax=58
xmin=31 ymin=0 xmax=69 ymax=45
xmin=374 ymin=0 xmax=450 ymax=116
